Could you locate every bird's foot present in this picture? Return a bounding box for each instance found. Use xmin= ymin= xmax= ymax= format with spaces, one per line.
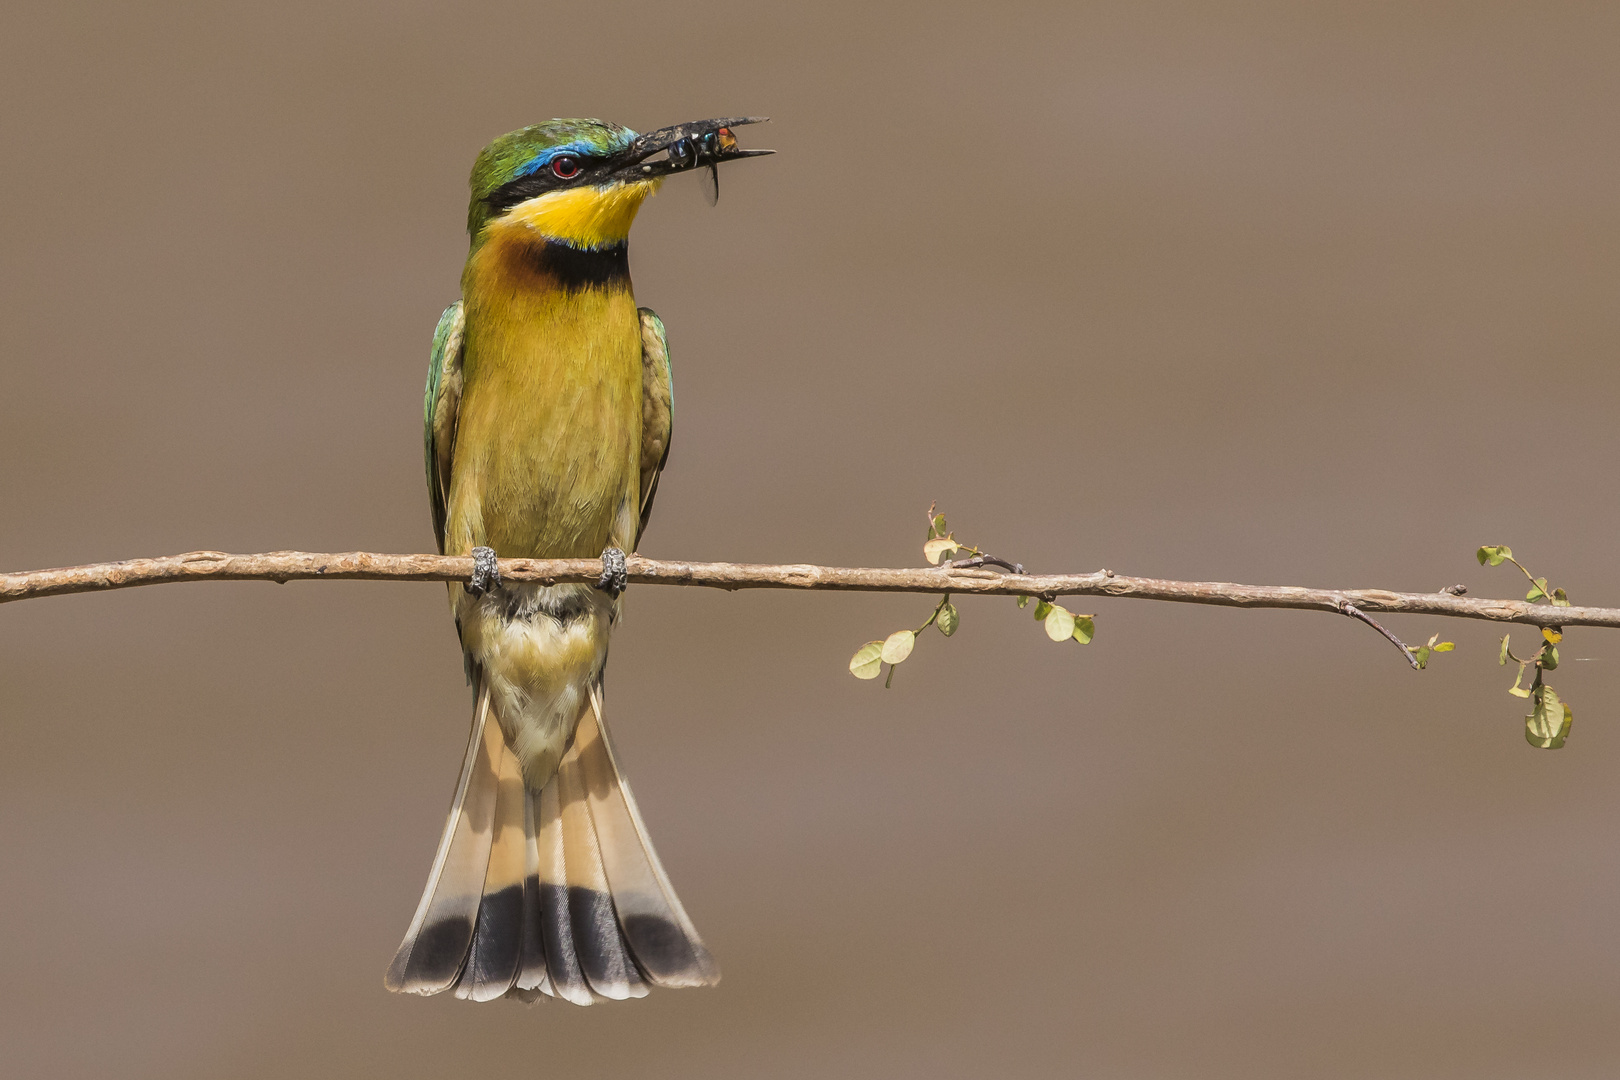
xmin=597 ymin=547 xmax=628 ymax=596
xmin=468 ymin=546 xmax=501 ymax=597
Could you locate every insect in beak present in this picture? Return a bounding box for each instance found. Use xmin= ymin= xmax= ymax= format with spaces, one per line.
xmin=618 ymin=117 xmax=773 ymax=205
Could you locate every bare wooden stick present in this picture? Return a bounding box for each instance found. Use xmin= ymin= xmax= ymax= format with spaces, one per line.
xmin=0 ymin=549 xmax=1608 ymax=630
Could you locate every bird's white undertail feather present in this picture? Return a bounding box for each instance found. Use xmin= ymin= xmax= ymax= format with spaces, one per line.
xmin=384 ymin=683 xmax=498 ymax=994
xmin=463 ymin=582 xmax=613 ymax=787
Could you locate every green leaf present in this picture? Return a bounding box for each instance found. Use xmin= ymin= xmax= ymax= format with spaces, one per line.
xmin=1508 ymin=664 xmax=1532 ymax=697
xmin=1421 ymin=634 xmax=1456 ymax=666
xmin=1477 ymin=545 xmax=1513 ymax=566
xmin=1526 ymin=577 xmax=1548 ymax=602
xmin=1552 ymin=588 xmax=1570 ymax=607
xmin=1073 ymin=616 xmax=1095 ymax=644
xmin=849 ymin=641 xmax=884 ymax=680
xmin=937 ymin=602 xmax=960 ymax=637
xmin=1541 ymin=646 xmax=1560 ymax=671
xmin=1499 ymin=634 xmax=1511 ymax=665
xmin=1525 ymin=685 xmax=1573 ymax=749
xmin=923 ymin=537 xmax=959 ymax=565
xmin=1016 ymin=595 xmax=1030 ymax=609
xmin=880 ymin=629 xmax=916 ymax=665
xmin=1044 ymin=606 xmax=1076 ymax=642
xmin=1033 ymin=600 xmax=1054 ymax=621
xmin=932 ymin=513 xmax=948 ymax=538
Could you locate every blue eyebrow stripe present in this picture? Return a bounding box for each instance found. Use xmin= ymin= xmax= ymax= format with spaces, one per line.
xmin=516 ymin=132 xmax=639 ymax=178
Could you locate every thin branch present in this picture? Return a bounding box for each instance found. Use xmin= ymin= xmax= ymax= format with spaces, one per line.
xmin=0 ymin=549 xmax=1607 ymax=630
xmin=1339 ymin=601 xmax=1421 ymax=668
xmin=947 ymin=552 xmax=1026 ymax=574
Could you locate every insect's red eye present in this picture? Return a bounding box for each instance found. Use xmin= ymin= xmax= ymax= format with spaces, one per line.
xmin=550 ymin=155 xmax=581 ymax=180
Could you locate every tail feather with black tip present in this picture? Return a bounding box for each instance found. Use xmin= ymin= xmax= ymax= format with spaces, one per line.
xmin=385 ymin=680 xmax=719 ymax=1003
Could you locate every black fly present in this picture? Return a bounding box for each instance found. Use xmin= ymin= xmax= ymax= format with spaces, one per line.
xmin=640 ymin=122 xmax=763 ymax=206
xmin=669 ymin=128 xmax=739 ymax=205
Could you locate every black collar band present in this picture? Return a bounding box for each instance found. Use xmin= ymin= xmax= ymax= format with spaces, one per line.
xmin=530 ymin=240 xmax=629 ymax=290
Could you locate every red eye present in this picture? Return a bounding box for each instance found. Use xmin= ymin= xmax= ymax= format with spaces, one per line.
xmin=550 ymin=155 xmax=581 ymax=180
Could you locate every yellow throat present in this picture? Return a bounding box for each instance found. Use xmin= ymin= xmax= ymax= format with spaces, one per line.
xmin=500 ymin=179 xmax=662 ymax=249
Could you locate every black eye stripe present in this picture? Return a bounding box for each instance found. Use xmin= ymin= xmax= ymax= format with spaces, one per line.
xmin=483 ymin=156 xmax=606 ymax=214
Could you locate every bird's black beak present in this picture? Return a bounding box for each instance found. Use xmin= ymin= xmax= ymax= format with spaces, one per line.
xmin=614 ymin=117 xmax=774 ymax=181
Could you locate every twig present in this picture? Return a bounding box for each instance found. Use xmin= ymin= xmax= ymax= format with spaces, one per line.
xmin=1339 ymin=601 xmax=1420 ymax=669
xmin=946 ymin=553 xmax=1025 ymax=574
xmin=0 ymin=549 xmax=1615 ymax=630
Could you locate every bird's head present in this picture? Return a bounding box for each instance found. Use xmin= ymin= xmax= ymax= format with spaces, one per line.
xmin=467 ymin=117 xmax=772 ymax=248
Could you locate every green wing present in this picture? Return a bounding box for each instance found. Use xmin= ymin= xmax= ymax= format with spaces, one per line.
xmin=636 ymin=307 xmax=673 ymax=548
xmin=424 ymin=301 xmax=466 ymax=554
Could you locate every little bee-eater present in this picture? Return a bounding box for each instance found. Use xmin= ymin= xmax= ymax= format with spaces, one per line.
xmin=385 ymin=117 xmax=771 ymax=1003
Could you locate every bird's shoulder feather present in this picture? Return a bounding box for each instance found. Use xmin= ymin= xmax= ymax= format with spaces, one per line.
xmin=425 ymin=300 xmax=466 ymax=553
xmin=636 ymin=308 xmax=673 ymax=547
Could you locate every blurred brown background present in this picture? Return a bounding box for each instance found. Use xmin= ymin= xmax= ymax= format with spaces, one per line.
xmin=3 ymin=2 xmax=1619 ymax=1077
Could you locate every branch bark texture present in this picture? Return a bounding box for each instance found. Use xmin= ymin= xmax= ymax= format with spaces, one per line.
xmin=0 ymin=550 xmax=1609 ymax=630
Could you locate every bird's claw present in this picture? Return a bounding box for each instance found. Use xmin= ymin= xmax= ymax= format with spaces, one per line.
xmin=597 ymin=547 xmax=628 ymax=595
xmin=468 ymin=546 xmax=500 ymax=597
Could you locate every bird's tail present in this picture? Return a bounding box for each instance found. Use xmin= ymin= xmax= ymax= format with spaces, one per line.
xmin=384 ymin=680 xmax=719 ymax=1003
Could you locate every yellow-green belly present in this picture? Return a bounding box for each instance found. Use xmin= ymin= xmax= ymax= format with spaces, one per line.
xmin=445 ymin=283 xmax=643 ymax=560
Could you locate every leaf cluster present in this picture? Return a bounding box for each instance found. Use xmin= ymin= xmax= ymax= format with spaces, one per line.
xmin=1481 ymin=546 xmax=1575 ymax=749
xmin=1019 ymin=596 xmax=1094 ymax=644
xmin=1409 ymin=633 xmax=1455 ymax=670
xmin=848 ymin=593 xmax=961 ymax=688
xmin=849 ymin=506 xmax=1093 ymax=688
xmin=1476 ymin=545 xmax=1570 ymax=606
